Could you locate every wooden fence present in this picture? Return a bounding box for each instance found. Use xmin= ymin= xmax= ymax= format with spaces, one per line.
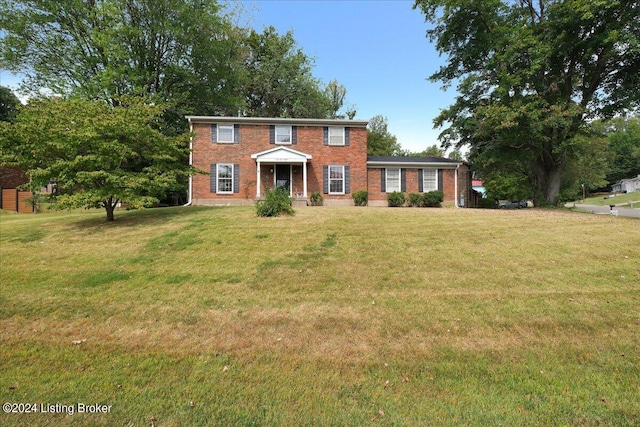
xmin=0 ymin=188 xmax=34 ymax=213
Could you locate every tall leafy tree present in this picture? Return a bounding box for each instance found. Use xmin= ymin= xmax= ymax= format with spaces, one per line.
xmin=367 ymin=115 xmax=401 ymax=156
xmin=0 ymin=86 xmax=20 ymax=122
xmin=240 ymin=27 xmax=347 ymax=119
xmin=414 ymin=0 xmax=640 ymax=205
xmin=0 ymin=0 xmax=241 ymax=133
xmin=0 ymin=97 xmax=197 ymax=221
xmin=605 ymin=116 xmax=640 ymax=185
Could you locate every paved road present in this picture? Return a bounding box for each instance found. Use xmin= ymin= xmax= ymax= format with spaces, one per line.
xmin=566 ymin=203 xmax=640 ymax=219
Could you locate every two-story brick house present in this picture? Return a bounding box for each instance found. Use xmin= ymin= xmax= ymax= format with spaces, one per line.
xmin=187 ymin=116 xmax=473 ymax=207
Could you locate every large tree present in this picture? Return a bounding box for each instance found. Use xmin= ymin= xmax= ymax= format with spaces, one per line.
xmin=605 ymin=116 xmax=640 ymax=186
xmin=0 ymin=86 xmax=20 ymax=123
xmin=414 ymin=0 xmax=640 ymax=206
xmin=240 ymin=27 xmax=349 ymax=119
xmin=367 ymin=115 xmax=401 ymax=156
xmin=0 ymin=0 xmax=242 ymax=133
xmin=0 ymin=97 xmax=196 ymax=221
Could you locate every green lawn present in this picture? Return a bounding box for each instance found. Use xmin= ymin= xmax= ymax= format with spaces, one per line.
xmin=1 ymin=206 xmax=639 ymax=426
xmin=583 ymin=192 xmax=640 ymax=207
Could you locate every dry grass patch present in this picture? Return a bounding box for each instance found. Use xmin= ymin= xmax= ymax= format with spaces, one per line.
xmin=1 ymin=206 xmax=639 ymax=426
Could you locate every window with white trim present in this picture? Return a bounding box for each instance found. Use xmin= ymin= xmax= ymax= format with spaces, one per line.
xmin=386 ymin=168 xmax=401 ymax=192
xmin=329 ymin=165 xmax=345 ymax=194
xmin=217 ymin=124 xmax=234 ymax=143
xmin=328 ymin=126 xmax=345 ymax=146
xmin=217 ymin=164 xmax=234 ymax=194
xmin=423 ymin=168 xmax=438 ymax=192
xmin=275 ymin=125 xmax=292 ymax=144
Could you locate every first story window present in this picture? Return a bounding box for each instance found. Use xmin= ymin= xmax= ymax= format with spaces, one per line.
xmin=386 ymin=168 xmax=401 ymax=192
xmin=217 ymin=164 xmax=234 ymax=194
xmin=275 ymin=125 xmax=292 ymax=144
xmin=423 ymin=168 xmax=438 ymax=192
xmin=328 ymin=165 xmax=345 ymax=194
xmin=217 ymin=124 xmax=234 ymax=143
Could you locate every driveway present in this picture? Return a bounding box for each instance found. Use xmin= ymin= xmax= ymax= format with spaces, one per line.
xmin=566 ymin=203 xmax=640 ymax=219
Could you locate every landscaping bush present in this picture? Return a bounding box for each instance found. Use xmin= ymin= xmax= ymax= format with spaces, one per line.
xmin=407 ymin=193 xmax=423 ymax=207
xmin=352 ymin=190 xmax=368 ymax=206
xmin=256 ymin=187 xmax=294 ymax=217
xmin=387 ymin=191 xmax=406 ymax=207
xmin=309 ymin=192 xmax=323 ymax=206
xmin=422 ymin=191 xmax=444 ymax=207
xmin=478 ymin=197 xmax=498 ymax=209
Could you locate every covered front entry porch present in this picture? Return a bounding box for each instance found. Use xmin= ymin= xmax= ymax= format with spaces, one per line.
xmin=251 ymin=147 xmax=313 ymax=199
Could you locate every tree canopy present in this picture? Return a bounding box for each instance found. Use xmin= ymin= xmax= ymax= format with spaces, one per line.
xmin=0 ymin=86 xmax=20 ymax=123
xmin=0 ymin=1 xmax=352 ymax=130
xmin=367 ymin=115 xmax=401 ymax=156
xmin=0 ymin=97 xmax=196 ymax=220
xmin=414 ymin=0 xmax=640 ymax=205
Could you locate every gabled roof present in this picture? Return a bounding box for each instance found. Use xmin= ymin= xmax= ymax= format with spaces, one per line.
xmin=251 ymin=146 xmax=312 ymax=163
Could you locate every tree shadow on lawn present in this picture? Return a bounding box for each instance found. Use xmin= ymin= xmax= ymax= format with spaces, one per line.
xmin=67 ymin=206 xmax=216 ymax=231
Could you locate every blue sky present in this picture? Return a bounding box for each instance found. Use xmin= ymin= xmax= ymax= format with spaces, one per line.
xmin=246 ymin=0 xmax=455 ymax=153
xmin=0 ymin=0 xmax=455 ymax=153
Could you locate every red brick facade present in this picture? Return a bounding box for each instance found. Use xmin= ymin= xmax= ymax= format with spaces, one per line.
xmin=189 ymin=117 xmax=369 ymax=206
xmin=188 ymin=117 xmax=473 ymax=207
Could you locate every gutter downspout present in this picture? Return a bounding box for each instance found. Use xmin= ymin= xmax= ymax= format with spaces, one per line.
xmin=454 ymin=164 xmax=460 ymax=208
xmin=183 ymin=117 xmax=193 ymax=206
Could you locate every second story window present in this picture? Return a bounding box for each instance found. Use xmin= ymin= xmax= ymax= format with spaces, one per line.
xmin=275 ymin=125 xmax=292 ymax=144
xmin=217 ymin=125 xmax=234 ymax=143
xmin=328 ymin=127 xmax=345 ymax=145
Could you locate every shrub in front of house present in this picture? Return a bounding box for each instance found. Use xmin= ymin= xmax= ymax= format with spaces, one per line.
xmin=352 ymin=190 xmax=368 ymax=206
xmin=256 ymin=187 xmax=295 ymax=217
xmin=387 ymin=191 xmax=406 ymax=207
xmin=309 ymin=192 xmax=323 ymax=206
xmin=407 ymin=193 xmax=423 ymax=207
xmin=422 ymin=190 xmax=444 ymax=207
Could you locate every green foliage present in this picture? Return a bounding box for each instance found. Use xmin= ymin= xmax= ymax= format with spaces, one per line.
xmin=309 ymin=192 xmax=323 ymax=206
xmin=352 ymin=190 xmax=368 ymax=206
xmin=0 ymin=0 xmax=241 ymax=134
xmin=386 ymin=191 xmax=406 ymax=207
xmin=422 ymin=190 xmax=444 ymax=207
xmin=605 ymin=116 xmax=640 ymax=185
xmin=407 ymin=193 xmax=423 ymax=207
xmin=0 ymin=96 xmax=197 ymax=221
xmin=414 ymin=0 xmax=640 ymax=206
xmin=255 ymin=187 xmax=294 ymax=217
xmin=477 ymin=197 xmax=498 ymax=209
xmin=0 ymin=86 xmax=20 ymax=122
xmin=241 ymin=27 xmax=350 ymax=119
xmin=0 ymin=2 xmax=352 ymax=131
xmin=367 ymin=115 xmax=401 ymax=156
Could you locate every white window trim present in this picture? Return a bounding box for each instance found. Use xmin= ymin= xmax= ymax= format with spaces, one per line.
xmin=275 ymin=125 xmax=292 ymax=145
xmin=423 ymin=168 xmax=438 ymax=192
xmin=328 ymin=126 xmax=345 ymax=146
xmin=328 ymin=165 xmax=345 ymax=195
xmin=386 ymin=168 xmax=401 ymax=193
xmin=217 ymin=124 xmax=234 ymax=143
xmin=216 ymin=163 xmax=234 ymax=194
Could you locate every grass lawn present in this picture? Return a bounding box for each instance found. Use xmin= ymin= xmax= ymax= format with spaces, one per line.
xmin=1 ymin=206 xmax=638 ymax=426
xmin=582 ymin=192 xmax=640 ymax=207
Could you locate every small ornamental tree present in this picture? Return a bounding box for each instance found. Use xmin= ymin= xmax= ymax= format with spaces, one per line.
xmin=0 ymin=97 xmax=198 ymax=221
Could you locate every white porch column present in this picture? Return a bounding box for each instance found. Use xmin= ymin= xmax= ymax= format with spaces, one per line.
xmin=256 ymin=161 xmax=261 ymax=198
xmin=303 ymin=161 xmax=308 ymax=198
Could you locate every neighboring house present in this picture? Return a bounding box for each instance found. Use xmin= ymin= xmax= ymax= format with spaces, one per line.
xmin=612 ymin=175 xmax=640 ymax=194
xmin=187 ymin=116 xmax=473 ymax=207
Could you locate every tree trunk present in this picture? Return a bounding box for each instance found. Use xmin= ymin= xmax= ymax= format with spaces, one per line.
xmin=104 ymin=197 xmax=117 ymax=221
xmin=533 ymin=161 xmax=563 ymax=207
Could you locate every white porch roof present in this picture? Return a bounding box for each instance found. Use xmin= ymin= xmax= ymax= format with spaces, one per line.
xmin=251 ymin=146 xmax=312 ymax=163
